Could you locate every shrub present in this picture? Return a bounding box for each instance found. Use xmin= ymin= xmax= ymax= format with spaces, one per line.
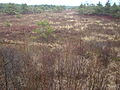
xmin=110 ymin=3 xmax=120 ymax=18
xmin=15 ymin=13 xmax=22 ymax=18
xmin=4 ymin=3 xmax=18 ymax=15
xmin=79 ymin=4 xmax=95 ymax=15
xmin=21 ymin=4 xmax=29 ymax=14
xmin=4 ymin=21 xmax=12 ymax=27
xmin=94 ymin=2 xmax=104 ymax=15
xmin=32 ymin=20 xmax=54 ymax=42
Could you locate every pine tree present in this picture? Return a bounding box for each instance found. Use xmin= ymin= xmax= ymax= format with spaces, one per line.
xmin=21 ymin=4 xmax=29 ymax=14
xmin=111 ymin=3 xmax=119 ymax=13
xmin=104 ymin=0 xmax=111 ymax=15
xmin=5 ymin=3 xmax=18 ymax=15
xmin=95 ymin=2 xmax=104 ymax=15
xmin=111 ymin=3 xmax=120 ymax=17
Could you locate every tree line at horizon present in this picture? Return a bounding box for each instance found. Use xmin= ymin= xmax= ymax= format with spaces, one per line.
xmin=78 ymin=0 xmax=120 ymax=18
xmin=0 ymin=0 xmax=120 ymax=18
xmin=0 ymin=3 xmax=66 ymax=15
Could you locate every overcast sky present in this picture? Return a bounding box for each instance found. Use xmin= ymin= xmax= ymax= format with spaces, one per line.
xmin=0 ymin=0 xmax=119 ymax=6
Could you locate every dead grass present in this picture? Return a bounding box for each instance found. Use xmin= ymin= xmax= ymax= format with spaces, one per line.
xmin=0 ymin=10 xmax=120 ymax=90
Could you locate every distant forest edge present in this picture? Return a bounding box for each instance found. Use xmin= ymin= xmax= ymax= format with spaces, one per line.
xmin=0 ymin=3 xmax=66 ymax=14
xmin=78 ymin=0 xmax=120 ymax=18
xmin=0 ymin=0 xmax=120 ymax=18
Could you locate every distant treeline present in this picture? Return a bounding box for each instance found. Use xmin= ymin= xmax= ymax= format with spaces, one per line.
xmin=0 ymin=3 xmax=66 ymax=15
xmin=78 ymin=0 xmax=120 ymax=18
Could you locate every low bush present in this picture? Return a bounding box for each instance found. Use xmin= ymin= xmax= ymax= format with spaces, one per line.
xmin=4 ymin=21 xmax=12 ymax=27
xmin=15 ymin=13 xmax=22 ymax=18
xmin=32 ymin=20 xmax=55 ymax=42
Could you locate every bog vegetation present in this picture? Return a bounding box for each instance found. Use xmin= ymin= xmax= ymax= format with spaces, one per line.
xmin=32 ymin=20 xmax=55 ymax=42
xmin=0 ymin=0 xmax=120 ymax=90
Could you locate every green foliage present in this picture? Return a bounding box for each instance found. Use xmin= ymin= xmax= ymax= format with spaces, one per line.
xmin=4 ymin=21 xmax=12 ymax=27
xmin=52 ymin=6 xmax=65 ymax=12
xmin=15 ymin=13 xmax=22 ymax=18
xmin=104 ymin=0 xmax=111 ymax=15
xmin=94 ymin=2 xmax=104 ymax=15
xmin=29 ymin=5 xmax=65 ymax=13
xmin=78 ymin=1 xmax=120 ymax=18
xmin=33 ymin=20 xmax=54 ymax=41
xmin=32 ymin=7 xmax=43 ymax=13
xmin=79 ymin=4 xmax=85 ymax=8
xmin=0 ymin=3 xmax=5 ymax=13
xmin=37 ymin=20 xmax=50 ymax=27
xmin=79 ymin=4 xmax=95 ymax=14
xmin=110 ymin=3 xmax=120 ymax=18
xmin=21 ymin=4 xmax=29 ymax=14
xmin=0 ymin=3 xmax=65 ymax=15
xmin=4 ymin=3 xmax=18 ymax=15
